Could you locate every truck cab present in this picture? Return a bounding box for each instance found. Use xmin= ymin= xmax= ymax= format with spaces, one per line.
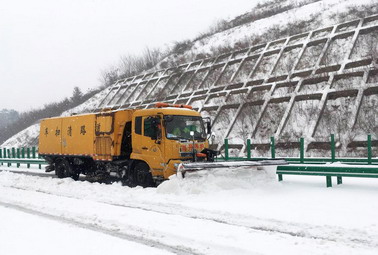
xmin=129 ymin=105 xmax=211 ymax=185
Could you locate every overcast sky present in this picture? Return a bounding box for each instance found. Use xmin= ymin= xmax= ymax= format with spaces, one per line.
xmin=0 ymin=0 xmax=257 ymax=112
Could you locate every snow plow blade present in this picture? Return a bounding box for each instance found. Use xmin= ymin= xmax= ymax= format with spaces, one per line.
xmin=178 ymin=159 xmax=287 ymax=177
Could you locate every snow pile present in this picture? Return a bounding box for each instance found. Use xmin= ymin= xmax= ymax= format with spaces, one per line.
xmin=157 ymin=166 xmax=279 ymax=194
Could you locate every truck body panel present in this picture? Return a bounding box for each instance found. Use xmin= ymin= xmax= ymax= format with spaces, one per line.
xmin=38 ymin=106 xmax=207 ymax=181
xmin=39 ymin=118 xmax=63 ymax=155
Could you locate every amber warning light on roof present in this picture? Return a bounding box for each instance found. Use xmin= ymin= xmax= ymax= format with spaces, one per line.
xmin=155 ymin=102 xmax=193 ymax=110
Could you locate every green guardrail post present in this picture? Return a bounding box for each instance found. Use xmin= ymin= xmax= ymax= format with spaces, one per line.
xmin=21 ymin=148 xmax=25 ymax=158
xmin=270 ymin=136 xmax=275 ymax=159
xmin=16 ymin=148 xmax=21 ymax=168
xmin=300 ymin=137 xmax=304 ymax=164
xmin=3 ymin=148 xmax=5 ymax=158
xmin=326 ymin=176 xmax=332 ymax=188
xmin=12 ymin=148 xmax=16 ymax=158
xmin=7 ymin=148 xmax=11 ymax=166
xmin=224 ymin=138 xmax=229 ymax=161
xmin=0 ymin=148 xmax=2 ymax=159
xmin=330 ymin=134 xmax=335 ymax=163
xmin=247 ymin=139 xmax=251 ymax=160
xmin=32 ymin=147 xmax=36 ymax=159
xmin=368 ymin=134 xmax=372 ymax=165
xmin=247 ymin=139 xmax=252 ymax=159
xmin=28 ymin=147 xmax=31 ymax=168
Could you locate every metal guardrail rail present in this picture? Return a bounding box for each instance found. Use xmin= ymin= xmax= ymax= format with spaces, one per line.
xmin=277 ymin=165 xmax=378 ymax=187
xmin=0 ymin=159 xmax=47 ymax=169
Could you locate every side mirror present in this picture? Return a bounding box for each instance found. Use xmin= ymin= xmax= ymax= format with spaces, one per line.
xmin=202 ymin=117 xmax=211 ymax=135
xmin=207 ymin=132 xmax=216 ymax=145
xmin=206 ymin=122 xmax=211 ymax=135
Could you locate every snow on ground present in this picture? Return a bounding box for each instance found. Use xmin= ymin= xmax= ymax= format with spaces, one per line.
xmin=0 ymin=165 xmax=378 ymax=254
xmin=0 ymin=204 xmax=171 ymax=255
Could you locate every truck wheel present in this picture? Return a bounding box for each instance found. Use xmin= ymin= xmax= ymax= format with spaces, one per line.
xmin=55 ymin=159 xmax=79 ymax=180
xmin=133 ymin=162 xmax=155 ymax=188
xmin=55 ymin=159 xmax=70 ymax=178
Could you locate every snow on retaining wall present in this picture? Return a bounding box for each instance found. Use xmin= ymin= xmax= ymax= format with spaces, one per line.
xmin=96 ymin=14 xmax=378 ymax=157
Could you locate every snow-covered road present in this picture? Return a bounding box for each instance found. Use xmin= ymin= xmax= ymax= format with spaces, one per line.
xmin=0 ymin=203 xmax=172 ymax=255
xmin=0 ymin=166 xmax=378 ymax=254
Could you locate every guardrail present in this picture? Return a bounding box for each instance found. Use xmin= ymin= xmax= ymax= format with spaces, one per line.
xmin=0 ymin=158 xmax=47 ymax=169
xmin=0 ymin=147 xmax=39 ymax=159
xmin=276 ymin=165 xmax=378 ymax=187
xmin=220 ymin=134 xmax=378 ymax=187
xmin=221 ymin=134 xmax=377 ymax=165
xmin=0 ymin=146 xmax=47 ymax=169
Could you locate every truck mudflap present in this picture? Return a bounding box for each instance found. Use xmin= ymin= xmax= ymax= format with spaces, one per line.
xmin=177 ymin=159 xmax=288 ymax=177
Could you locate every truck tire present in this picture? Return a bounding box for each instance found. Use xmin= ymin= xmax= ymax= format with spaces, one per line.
xmin=133 ymin=162 xmax=155 ymax=188
xmin=55 ymin=159 xmax=70 ymax=178
xmin=55 ymin=158 xmax=79 ymax=180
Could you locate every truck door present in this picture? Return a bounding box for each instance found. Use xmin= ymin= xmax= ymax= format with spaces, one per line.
xmin=95 ymin=113 xmax=114 ymax=160
xmin=132 ymin=115 xmax=164 ymax=172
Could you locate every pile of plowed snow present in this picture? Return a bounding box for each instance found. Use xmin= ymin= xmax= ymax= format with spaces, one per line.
xmin=0 ymin=165 xmax=280 ymax=197
xmin=157 ymin=165 xmax=279 ymax=194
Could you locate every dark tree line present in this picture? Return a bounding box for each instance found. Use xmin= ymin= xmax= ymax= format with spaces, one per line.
xmin=0 ymin=87 xmax=100 ymax=145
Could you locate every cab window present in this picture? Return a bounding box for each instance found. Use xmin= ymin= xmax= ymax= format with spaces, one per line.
xmin=144 ymin=117 xmax=154 ymax=138
xmin=135 ymin=116 xmax=142 ymax=135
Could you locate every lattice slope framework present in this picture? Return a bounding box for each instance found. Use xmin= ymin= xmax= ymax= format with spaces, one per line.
xmin=96 ymin=14 xmax=378 ymax=157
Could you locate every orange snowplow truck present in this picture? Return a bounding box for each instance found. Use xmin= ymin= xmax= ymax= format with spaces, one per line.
xmin=39 ymin=103 xmax=216 ymax=187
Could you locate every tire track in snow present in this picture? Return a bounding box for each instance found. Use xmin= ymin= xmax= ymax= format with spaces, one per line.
xmin=0 ymin=200 xmax=202 ymax=255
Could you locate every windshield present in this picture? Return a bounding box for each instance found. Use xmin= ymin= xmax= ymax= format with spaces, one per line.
xmin=165 ymin=115 xmax=206 ymax=140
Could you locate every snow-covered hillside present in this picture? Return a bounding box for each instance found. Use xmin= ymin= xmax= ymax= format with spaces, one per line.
xmin=2 ymin=0 xmax=378 ymax=156
xmin=159 ymin=0 xmax=377 ymax=66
